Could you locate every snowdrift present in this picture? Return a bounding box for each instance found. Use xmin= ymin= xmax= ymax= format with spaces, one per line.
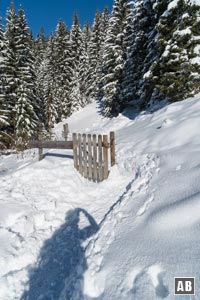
xmin=0 ymin=95 xmax=200 ymax=299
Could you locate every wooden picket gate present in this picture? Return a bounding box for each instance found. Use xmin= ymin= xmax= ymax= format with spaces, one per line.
xmin=72 ymin=132 xmax=115 ymax=182
xmin=28 ymin=124 xmax=115 ymax=182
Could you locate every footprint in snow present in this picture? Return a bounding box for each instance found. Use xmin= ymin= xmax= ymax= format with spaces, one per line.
xmin=127 ymin=265 xmax=169 ymax=299
xmin=147 ymin=264 xmax=169 ymax=298
xmin=137 ymin=195 xmax=154 ymax=216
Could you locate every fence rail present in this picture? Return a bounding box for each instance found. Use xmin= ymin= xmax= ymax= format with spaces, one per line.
xmin=28 ymin=124 xmax=115 ymax=182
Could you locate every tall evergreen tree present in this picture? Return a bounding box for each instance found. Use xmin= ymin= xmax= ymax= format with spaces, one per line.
xmin=43 ymin=34 xmax=58 ymax=131
xmin=102 ymin=0 xmax=131 ymax=117
xmin=79 ymin=22 xmax=91 ymax=106
xmin=121 ymin=0 xmax=157 ymax=107
xmin=34 ymin=27 xmax=47 ymax=124
xmin=69 ymin=13 xmax=84 ymax=110
xmin=0 ymin=15 xmax=9 ymax=147
xmin=149 ymin=0 xmax=200 ymax=102
xmin=97 ymin=7 xmax=110 ymax=101
xmin=87 ymin=11 xmax=103 ymax=100
xmin=54 ymin=20 xmax=73 ymax=119
xmin=5 ymin=4 xmax=38 ymax=144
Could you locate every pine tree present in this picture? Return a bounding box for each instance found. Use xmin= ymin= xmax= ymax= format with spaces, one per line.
xmin=54 ymin=20 xmax=73 ymax=119
xmin=87 ymin=11 xmax=103 ymax=100
xmin=79 ymin=22 xmax=91 ymax=106
xmin=4 ymin=4 xmax=38 ymax=144
xmin=121 ymin=0 xmax=157 ymax=108
xmin=43 ymin=34 xmax=58 ymax=131
xmin=70 ymin=13 xmax=83 ymax=64
xmin=0 ymin=16 xmax=9 ymax=148
xmin=4 ymin=2 xmax=19 ymax=123
xmin=102 ymin=0 xmax=131 ymax=117
xmin=149 ymin=0 xmax=200 ymax=102
xmin=34 ymin=27 xmax=47 ymax=125
xmin=69 ymin=13 xmax=84 ymax=110
xmin=14 ymin=83 xmax=38 ymax=146
xmin=97 ymin=7 xmax=110 ymax=102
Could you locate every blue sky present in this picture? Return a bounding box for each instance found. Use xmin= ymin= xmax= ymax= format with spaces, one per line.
xmin=0 ymin=0 xmax=113 ymax=36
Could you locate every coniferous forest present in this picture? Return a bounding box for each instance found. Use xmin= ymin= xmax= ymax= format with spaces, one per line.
xmin=0 ymin=0 xmax=199 ymax=149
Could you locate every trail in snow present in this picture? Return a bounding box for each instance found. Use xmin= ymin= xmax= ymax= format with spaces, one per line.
xmin=1 ymin=96 xmax=200 ymax=300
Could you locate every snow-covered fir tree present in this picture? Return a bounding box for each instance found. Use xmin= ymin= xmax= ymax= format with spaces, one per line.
xmin=87 ymin=11 xmax=103 ymax=100
xmin=149 ymin=0 xmax=200 ymax=102
xmin=43 ymin=34 xmax=58 ymax=132
xmin=97 ymin=7 xmax=110 ymax=101
xmin=121 ymin=0 xmax=157 ymax=107
xmin=78 ymin=22 xmax=91 ymax=106
xmin=54 ymin=20 xmax=73 ymax=119
xmin=69 ymin=13 xmax=84 ymax=110
xmin=34 ymin=27 xmax=47 ymax=124
xmin=4 ymin=2 xmax=20 ymax=127
xmin=5 ymin=4 xmax=38 ymax=144
xmin=14 ymin=83 xmax=38 ymax=145
xmin=102 ymin=0 xmax=132 ymax=117
xmin=0 ymin=23 xmax=9 ymax=148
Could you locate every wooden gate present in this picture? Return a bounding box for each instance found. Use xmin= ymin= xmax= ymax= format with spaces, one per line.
xmin=72 ymin=132 xmax=115 ymax=182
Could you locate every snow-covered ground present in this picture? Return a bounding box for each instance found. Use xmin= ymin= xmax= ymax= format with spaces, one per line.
xmin=1 ymin=95 xmax=200 ymax=300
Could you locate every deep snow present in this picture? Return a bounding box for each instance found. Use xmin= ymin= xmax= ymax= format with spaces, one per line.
xmin=0 ymin=95 xmax=200 ymax=299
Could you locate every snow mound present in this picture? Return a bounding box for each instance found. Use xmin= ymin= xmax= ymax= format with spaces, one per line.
xmin=1 ymin=94 xmax=200 ymax=299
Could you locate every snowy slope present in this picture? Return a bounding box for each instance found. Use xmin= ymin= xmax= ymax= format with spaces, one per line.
xmin=0 ymin=95 xmax=200 ymax=300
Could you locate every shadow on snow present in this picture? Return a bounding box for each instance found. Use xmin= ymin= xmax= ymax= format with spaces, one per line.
xmin=22 ymin=208 xmax=99 ymax=300
xmin=43 ymin=153 xmax=74 ymax=159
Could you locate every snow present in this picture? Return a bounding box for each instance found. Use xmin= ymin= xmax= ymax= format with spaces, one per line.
xmin=167 ymin=0 xmax=179 ymax=10
xmin=1 ymin=95 xmax=200 ymax=299
xmin=174 ymin=28 xmax=192 ymax=36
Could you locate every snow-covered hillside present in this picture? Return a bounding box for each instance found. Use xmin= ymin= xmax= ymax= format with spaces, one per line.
xmin=1 ymin=95 xmax=200 ymax=300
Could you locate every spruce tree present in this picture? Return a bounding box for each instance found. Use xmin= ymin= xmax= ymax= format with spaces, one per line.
xmin=87 ymin=11 xmax=103 ymax=100
xmin=149 ymin=0 xmax=200 ymax=102
xmin=121 ymin=0 xmax=157 ymax=108
xmin=97 ymin=7 xmax=110 ymax=102
xmin=43 ymin=34 xmax=58 ymax=131
xmin=79 ymin=22 xmax=91 ymax=106
xmin=54 ymin=20 xmax=73 ymax=119
xmin=4 ymin=4 xmax=38 ymax=145
xmin=0 ymin=17 xmax=9 ymax=148
xmin=34 ymin=27 xmax=47 ymax=125
xmin=69 ymin=13 xmax=84 ymax=110
xmin=102 ymin=0 xmax=131 ymax=117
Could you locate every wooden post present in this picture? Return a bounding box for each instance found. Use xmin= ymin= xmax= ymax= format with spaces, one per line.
xmin=93 ymin=134 xmax=97 ymax=181
xmin=78 ymin=134 xmax=83 ymax=175
xmin=73 ymin=133 xmax=78 ymax=170
xmin=39 ymin=147 xmax=43 ymax=161
xmin=83 ymin=134 xmax=88 ymax=178
xmin=103 ymin=135 xmax=109 ymax=179
xmin=98 ymin=135 xmax=103 ymax=181
xmin=110 ymin=131 xmax=116 ymax=167
xmin=63 ymin=124 xmax=69 ymax=141
xmin=87 ymin=134 xmax=93 ymax=180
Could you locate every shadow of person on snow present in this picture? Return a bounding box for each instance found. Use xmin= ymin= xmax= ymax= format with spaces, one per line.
xmin=22 ymin=208 xmax=99 ymax=300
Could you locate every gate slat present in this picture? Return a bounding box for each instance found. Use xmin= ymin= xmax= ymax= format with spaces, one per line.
xmin=98 ymin=135 xmax=103 ymax=182
xmin=103 ymin=135 xmax=109 ymax=179
xmin=78 ymin=134 xmax=83 ymax=175
xmin=88 ymin=134 xmax=92 ymax=180
xmin=73 ymin=133 xmax=78 ymax=170
xmin=93 ymin=134 xmax=97 ymax=181
xmin=83 ymin=134 xmax=88 ymax=178
xmin=110 ymin=131 xmax=116 ymax=167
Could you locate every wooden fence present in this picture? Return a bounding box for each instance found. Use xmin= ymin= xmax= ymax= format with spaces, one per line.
xmin=28 ymin=126 xmax=115 ymax=182
xmin=73 ymin=132 xmax=115 ymax=182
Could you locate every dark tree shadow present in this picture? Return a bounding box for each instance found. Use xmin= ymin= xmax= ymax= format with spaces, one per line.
xmin=22 ymin=208 xmax=99 ymax=300
xmin=43 ymin=153 xmax=74 ymax=159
